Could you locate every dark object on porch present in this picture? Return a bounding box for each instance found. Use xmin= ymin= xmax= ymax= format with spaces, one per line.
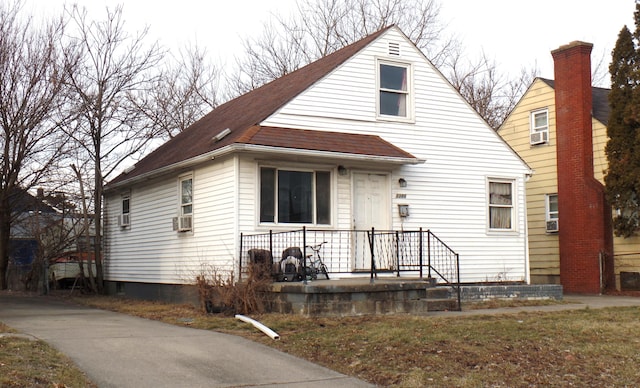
xmin=276 ymin=247 xmax=304 ymax=282
xmin=248 ymin=249 xmax=273 ymax=280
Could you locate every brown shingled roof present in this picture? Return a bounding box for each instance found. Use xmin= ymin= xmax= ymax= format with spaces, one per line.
xmin=108 ymin=26 xmax=397 ymax=187
xmin=242 ymin=126 xmax=417 ymax=159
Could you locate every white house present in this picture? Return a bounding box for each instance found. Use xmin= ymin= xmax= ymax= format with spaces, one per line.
xmin=103 ymin=26 xmax=531 ymax=299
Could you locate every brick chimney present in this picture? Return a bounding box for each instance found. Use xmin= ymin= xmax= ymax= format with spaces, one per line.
xmin=551 ymin=41 xmax=614 ymax=294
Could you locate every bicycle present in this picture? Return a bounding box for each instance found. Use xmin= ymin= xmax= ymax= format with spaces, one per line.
xmin=305 ymin=241 xmax=330 ymax=280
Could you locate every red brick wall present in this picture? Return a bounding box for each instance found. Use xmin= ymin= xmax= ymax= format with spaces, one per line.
xmin=552 ymin=42 xmax=614 ymax=294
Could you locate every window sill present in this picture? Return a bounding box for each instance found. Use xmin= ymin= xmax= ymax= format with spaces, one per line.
xmin=376 ymin=114 xmax=415 ymax=124
xmin=486 ymin=228 xmax=519 ymax=236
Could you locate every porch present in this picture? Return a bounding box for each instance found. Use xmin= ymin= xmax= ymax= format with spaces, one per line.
xmin=239 ymin=227 xmax=462 ymax=315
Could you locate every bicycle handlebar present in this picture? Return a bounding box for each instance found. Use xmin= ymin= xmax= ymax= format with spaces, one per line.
xmin=305 ymin=241 xmax=328 ymax=251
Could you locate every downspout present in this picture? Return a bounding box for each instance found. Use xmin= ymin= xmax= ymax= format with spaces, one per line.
xmin=234 ymin=155 xmax=241 ymax=282
xmin=523 ymin=172 xmax=532 ymax=284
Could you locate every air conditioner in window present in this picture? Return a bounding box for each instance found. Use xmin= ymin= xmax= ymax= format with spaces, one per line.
xmin=530 ymin=131 xmax=548 ymax=145
xmin=177 ymin=215 xmax=192 ymax=232
xmin=546 ymin=219 xmax=559 ymax=233
xmin=118 ymin=214 xmax=130 ymax=227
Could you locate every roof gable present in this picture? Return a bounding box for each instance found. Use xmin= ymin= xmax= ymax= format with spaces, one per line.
xmin=109 ymin=26 xmax=395 ymax=186
xmin=539 ymin=78 xmax=610 ymax=125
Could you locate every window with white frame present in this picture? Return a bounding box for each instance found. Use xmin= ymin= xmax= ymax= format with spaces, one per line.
xmin=260 ymin=167 xmax=330 ymax=224
xmin=180 ymin=176 xmax=193 ymax=216
xmin=488 ymin=180 xmax=514 ymax=230
xmin=119 ymin=194 xmax=130 ymax=227
xmin=176 ymin=175 xmax=193 ymax=232
xmin=545 ymin=194 xmax=559 ymax=232
xmin=530 ymin=109 xmax=549 ymax=145
xmin=378 ymin=61 xmax=411 ymax=119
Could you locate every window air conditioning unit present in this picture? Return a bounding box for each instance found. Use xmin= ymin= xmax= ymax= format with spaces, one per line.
xmin=546 ymin=219 xmax=559 ymax=233
xmin=530 ymin=131 xmax=548 ymax=145
xmin=118 ymin=214 xmax=130 ymax=227
xmin=177 ymin=215 xmax=192 ymax=232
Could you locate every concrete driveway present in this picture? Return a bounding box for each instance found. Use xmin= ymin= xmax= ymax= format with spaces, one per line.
xmin=0 ymin=295 xmax=373 ymax=388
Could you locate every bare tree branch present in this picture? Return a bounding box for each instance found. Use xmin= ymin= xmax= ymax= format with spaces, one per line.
xmin=226 ymin=0 xmax=456 ymax=98
xmin=63 ymin=4 xmax=164 ymax=292
xmin=446 ymin=48 xmax=538 ymax=129
xmin=140 ymin=43 xmax=221 ymax=139
xmin=0 ymin=0 xmax=75 ymax=289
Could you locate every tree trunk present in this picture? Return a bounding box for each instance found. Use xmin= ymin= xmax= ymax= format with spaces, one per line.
xmin=94 ymin=165 xmax=104 ymax=293
xmin=0 ymin=195 xmax=11 ymax=290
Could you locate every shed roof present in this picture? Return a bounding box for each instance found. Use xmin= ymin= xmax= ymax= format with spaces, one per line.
xmin=239 ymin=126 xmax=417 ymax=160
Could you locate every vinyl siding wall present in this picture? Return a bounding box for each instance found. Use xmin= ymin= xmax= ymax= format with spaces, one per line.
xmin=593 ymin=115 xmax=640 ymax=286
xmin=261 ymin=29 xmax=530 ymax=283
xmin=104 ymin=157 xmax=238 ymax=284
xmin=500 ymin=79 xmax=640 ymax=288
xmin=498 ymin=79 xmax=559 ymax=283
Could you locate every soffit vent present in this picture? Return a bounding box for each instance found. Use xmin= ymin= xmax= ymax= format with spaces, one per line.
xmin=388 ymin=42 xmax=400 ymax=56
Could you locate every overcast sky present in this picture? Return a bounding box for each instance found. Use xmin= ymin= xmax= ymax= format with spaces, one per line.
xmin=25 ymin=0 xmax=637 ymax=86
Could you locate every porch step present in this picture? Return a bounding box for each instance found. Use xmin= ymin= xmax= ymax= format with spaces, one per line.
xmin=266 ymin=279 xmax=461 ymax=316
xmin=426 ymin=287 xmax=460 ymax=312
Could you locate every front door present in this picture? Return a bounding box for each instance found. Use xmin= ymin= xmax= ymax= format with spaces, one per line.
xmin=353 ymin=172 xmax=390 ymax=270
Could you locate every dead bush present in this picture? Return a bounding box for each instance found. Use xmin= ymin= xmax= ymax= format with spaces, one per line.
xmin=195 ymin=264 xmax=272 ymax=315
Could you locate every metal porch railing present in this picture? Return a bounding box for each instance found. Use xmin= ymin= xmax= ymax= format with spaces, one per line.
xmin=239 ymin=227 xmax=461 ymax=308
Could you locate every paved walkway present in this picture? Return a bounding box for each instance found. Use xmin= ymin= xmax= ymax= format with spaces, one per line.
xmin=1 ymin=294 xmax=640 ymax=387
xmin=0 ymin=295 xmax=373 ymax=388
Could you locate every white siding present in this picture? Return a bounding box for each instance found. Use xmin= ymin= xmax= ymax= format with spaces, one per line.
xmin=236 ymin=157 xmax=353 ymax=233
xmin=260 ymin=28 xmax=530 ymax=283
xmin=105 ymin=157 xmax=238 ymax=284
xmin=105 ymin=27 xmax=530 ymax=285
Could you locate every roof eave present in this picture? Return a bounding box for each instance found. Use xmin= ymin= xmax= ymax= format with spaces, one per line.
xmin=105 ymin=143 xmax=424 ymax=191
xmin=235 ymin=144 xmax=424 ymax=165
xmin=105 ymin=144 xmax=237 ymax=191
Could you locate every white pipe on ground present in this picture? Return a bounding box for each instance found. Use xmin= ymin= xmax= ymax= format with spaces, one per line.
xmin=235 ymin=314 xmax=280 ymax=340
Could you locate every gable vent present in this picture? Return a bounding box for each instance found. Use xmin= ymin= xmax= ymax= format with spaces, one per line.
xmin=388 ymin=42 xmax=400 ymax=56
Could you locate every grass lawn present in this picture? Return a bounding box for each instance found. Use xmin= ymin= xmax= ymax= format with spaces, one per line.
xmin=0 ymin=322 xmax=95 ymax=387
xmin=68 ymin=296 xmax=640 ymax=387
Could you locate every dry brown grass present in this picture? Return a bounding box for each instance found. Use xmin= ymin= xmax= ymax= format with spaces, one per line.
xmin=71 ymin=295 xmax=640 ymax=387
xmin=0 ymin=335 xmax=95 ymax=387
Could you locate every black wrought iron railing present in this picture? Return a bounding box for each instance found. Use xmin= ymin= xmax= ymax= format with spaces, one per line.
xmin=239 ymin=227 xmax=461 ymax=306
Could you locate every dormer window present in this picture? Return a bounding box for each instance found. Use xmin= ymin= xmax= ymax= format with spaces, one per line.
xmin=530 ymin=109 xmax=549 ymax=145
xmin=377 ymin=60 xmax=412 ymax=120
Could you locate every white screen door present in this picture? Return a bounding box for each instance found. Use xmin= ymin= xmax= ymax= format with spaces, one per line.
xmin=353 ymin=173 xmax=390 ymax=270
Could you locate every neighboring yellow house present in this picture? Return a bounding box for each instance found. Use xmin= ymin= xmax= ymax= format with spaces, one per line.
xmin=500 ymin=74 xmax=640 ymax=290
xmin=499 ymin=78 xmax=561 ymax=285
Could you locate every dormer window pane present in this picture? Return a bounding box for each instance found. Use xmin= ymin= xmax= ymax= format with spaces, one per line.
xmin=379 ymin=62 xmax=410 ymax=118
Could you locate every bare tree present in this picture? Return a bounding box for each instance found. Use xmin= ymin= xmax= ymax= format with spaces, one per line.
xmin=226 ymin=0 xmax=536 ymax=128
xmin=0 ymin=1 xmax=75 ymax=289
xmin=142 ymin=44 xmax=221 ymax=139
xmin=227 ymin=0 xmax=456 ymax=97
xmin=446 ymin=50 xmax=538 ymax=129
xmin=64 ymin=5 xmax=163 ymax=292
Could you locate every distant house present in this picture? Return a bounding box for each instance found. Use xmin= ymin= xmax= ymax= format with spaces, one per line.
xmin=103 ymin=26 xmax=531 ymax=299
xmin=7 ymin=188 xmax=58 ymax=288
xmin=499 ymin=41 xmax=640 ymax=293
